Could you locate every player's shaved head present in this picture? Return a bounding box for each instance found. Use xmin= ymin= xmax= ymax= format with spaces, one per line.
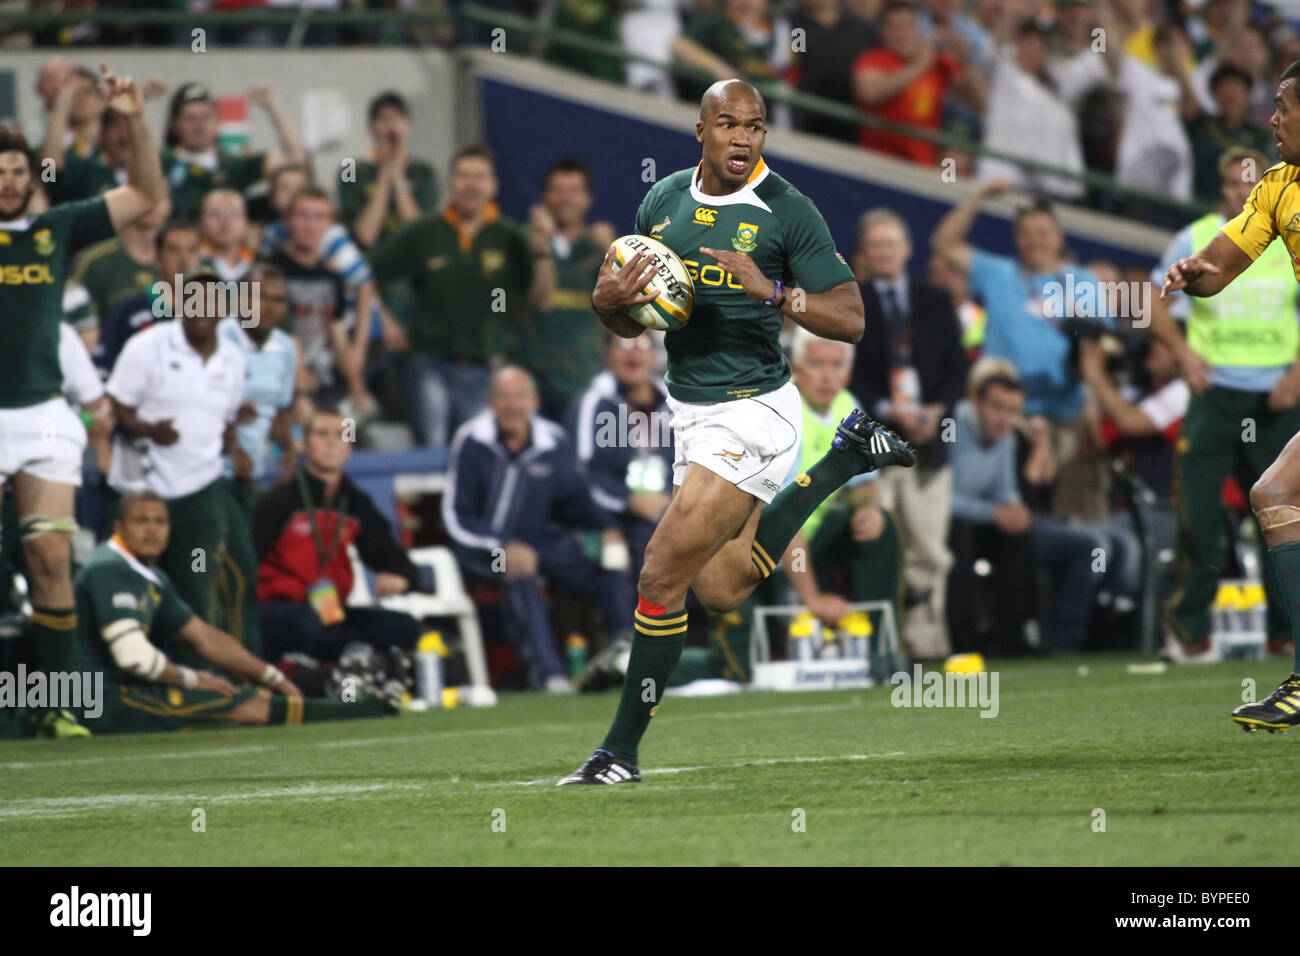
xmin=700 ymin=79 xmax=766 ymax=122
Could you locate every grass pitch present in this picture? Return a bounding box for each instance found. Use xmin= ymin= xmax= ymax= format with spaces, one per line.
xmin=0 ymin=653 xmax=1295 ymax=866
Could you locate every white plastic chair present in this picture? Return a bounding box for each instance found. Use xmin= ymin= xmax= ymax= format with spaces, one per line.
xmin=346 ymin=545 xmax=490 ymax=692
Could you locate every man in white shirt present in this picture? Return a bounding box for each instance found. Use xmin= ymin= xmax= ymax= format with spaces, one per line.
xmin=106 ymin=267 xmax=260 ymax=662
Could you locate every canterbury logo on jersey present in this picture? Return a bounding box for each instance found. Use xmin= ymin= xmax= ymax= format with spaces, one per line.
xmin=693 ymin=207 xmax=718 ymax=226
xmin=0 ymin=264 xmax=54 ymax=284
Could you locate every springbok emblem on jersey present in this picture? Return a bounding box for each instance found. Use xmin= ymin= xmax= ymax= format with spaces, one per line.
xmin=650 ymin=215 xmax=670 ymax=237
xmin=714 ymin=447 xmax=747 ymax=462
xmin=732 ymin=222 xmax=758 ymax=253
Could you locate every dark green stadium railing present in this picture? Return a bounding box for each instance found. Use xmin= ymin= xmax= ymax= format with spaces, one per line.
xmin=0 ymin=3 xmax=1210 ymax=222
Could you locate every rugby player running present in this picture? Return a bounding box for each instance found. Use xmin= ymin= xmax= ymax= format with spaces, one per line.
xmin=558 ymin=79 xmax=914 ymax=784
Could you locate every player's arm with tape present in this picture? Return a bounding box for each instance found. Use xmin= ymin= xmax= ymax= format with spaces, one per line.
xmin=174 ymin=616 xmax=303 ymax=697
xmin=100 ymin=615 xmax=237 ymax=696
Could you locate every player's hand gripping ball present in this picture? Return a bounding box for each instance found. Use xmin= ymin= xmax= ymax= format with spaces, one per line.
xmin=608 ymin=235 xmax=695 ymax=331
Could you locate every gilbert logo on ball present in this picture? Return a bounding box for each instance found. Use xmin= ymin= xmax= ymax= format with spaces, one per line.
xmin=609 ymin=235 xmax=695 ymax=332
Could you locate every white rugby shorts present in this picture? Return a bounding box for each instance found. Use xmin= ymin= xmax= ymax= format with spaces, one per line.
xmin=0 ymin=396 xmax=86 ymax=487
xmin=668 ymin=380 xmax=802 ymax=504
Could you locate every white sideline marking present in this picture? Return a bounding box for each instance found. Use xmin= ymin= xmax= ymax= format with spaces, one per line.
xmin=504 ymin=751 xmax=906 ymax=787
xmin=0 ymin=744 xmax=269 ymax=772
xmin=3 ymin=701 xmax=863 ymax=768
xmin=0 ymin=782 xmax=419 ymax=820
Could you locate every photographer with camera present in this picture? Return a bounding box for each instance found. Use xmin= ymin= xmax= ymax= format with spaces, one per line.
xmin=1147 ymin=147 xmax=1300 ymax=659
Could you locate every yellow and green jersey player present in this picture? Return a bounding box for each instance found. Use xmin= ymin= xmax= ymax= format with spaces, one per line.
xmin=1162 ymin=57 xmax=1300 ymax=731
xmin=72 ymin=490 xmax=397 ymax=733
xmin=559 ymin=79 xmax=914 ymax=785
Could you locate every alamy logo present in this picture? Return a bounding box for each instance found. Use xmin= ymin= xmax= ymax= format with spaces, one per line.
xmin=0 ymin=666 xmax=102 ymax=718
xmin=50 ymin=886 xmax=151 ymax=936
xmin=890 ymin=664 xmax=999 ymax=718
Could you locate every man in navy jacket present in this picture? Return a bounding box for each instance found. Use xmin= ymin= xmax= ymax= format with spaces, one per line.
xmin=443 ymin=366 xmax=634 ymax=691
xmin=567 ymin=334 xmax=674 ymax=583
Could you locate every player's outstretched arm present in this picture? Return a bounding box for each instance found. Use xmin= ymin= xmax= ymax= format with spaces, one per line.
xmin=98 ymin=64 xmax=166 ymax=232
xmin=177 ymin=616 xmax=303 ymax=697
xmin=1160 ymin=232 xmax=1253 ymax=299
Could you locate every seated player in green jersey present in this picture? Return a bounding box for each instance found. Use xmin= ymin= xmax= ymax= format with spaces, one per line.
xmin=73 ymin=490 xmax=399 ymax=734
xmin=559 ymin=79 xmax=915 ymax=785
xmin=0 ymin=65 xmax=167 ymax=738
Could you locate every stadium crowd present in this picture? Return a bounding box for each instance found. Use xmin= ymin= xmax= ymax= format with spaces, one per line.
xmin=3 ymin=0 xmax=1298 ymax=734
xmin=13 ymin=0 xmax=1300 ymax=225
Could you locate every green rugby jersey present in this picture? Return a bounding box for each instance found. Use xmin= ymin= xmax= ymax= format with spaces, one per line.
xmin=71 ymin=537 xmax=195 ymax=686
xmin=634 ymin=160 xmax=854 ymax=403
xmin=338 ymin=159 xmax=439 ymax=243
xmin=161 ymin=148 xmax=266 ymax=222
xmin=511 ymin=231 xmax=605 ymax=413
xmin=0 ymin=196 xmax=114 ymax=408
xmin=70 ymin=236 xmax=157 ymax=317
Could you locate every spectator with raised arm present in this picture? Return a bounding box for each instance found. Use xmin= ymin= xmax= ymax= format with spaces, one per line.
xmin=162 ymin=82 xmax=306 ymax=222
xmin=931 ymin=177 xmax=1111 ymax=521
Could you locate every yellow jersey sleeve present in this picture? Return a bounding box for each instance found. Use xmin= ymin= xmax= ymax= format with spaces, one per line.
xmin=1222 ymin=177 xmax=1285 ymax=261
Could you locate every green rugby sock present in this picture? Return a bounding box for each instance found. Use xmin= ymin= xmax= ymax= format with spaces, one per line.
xmin=269 ymin=695 xmax=389 ymax=724
xmin=751 ymin=448 xmax=866 ymax=578
xmin=30 ymin=605 xmax=76 ymax=674
xmin=1264 ymin=539 xmax=1300 ymax=673
xmin=600 ymin=602 xmax=687 ymax=762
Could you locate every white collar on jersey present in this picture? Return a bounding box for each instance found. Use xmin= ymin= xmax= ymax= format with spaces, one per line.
xmin=0 ymin=217 xmax=35 ymax=231
xmin=690 ymin=159 xmax=773 ymax=213
xmin=107 ymin=536 xmax=162 ymax=586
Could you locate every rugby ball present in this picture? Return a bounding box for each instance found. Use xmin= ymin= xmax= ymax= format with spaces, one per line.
xmin=609 ymin=234 xmax=695 ymax=331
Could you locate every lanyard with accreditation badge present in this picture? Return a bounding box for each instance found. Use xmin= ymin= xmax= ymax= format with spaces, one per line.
xmin=297 ymin=470 xmax=349 ymax=625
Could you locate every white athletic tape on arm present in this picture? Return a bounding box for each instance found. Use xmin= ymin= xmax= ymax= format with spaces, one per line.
xmin=102 ymin=619 xmax=167 ymax=681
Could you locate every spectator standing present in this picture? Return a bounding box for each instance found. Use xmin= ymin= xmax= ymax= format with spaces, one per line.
xmin=94 ymin=219 xmax=199 ymax=375
xmin=369 ymin=146 xmax=556 ymax=447
xmin=105 ymin=268 xmax=260 ymax=662
xmin=265 ymin=186 xmax=377 ymax=414
xmin=849 ymin=208 xmax=966 ymax=659
xmin=1183 ymin=64 xmax=1274 ymax=204
xmin=443 ymin=368 xmax=634 ymax=692
xmin=1147 ymin=148 xmax=1300 ymax=655
xmin=852 ymin=0 xmax=985 ymax=166
xmin=254 ymin=407 xmax=424 ymax=665
xmin=338 ymin=91 xmax=438 ymax=250
xmin=980 ymin=20 xmax=1086 ymax=201
xmin=932 ymin=177 xmax=1111 ymax=521
xmin=162 ymin=82 xmax=306 ymax=222
xmin=217 ymin=263 xmax=299 ymax=488
xmin=673 ymin=0 xmax=794 ymax=126
xmin=70 ymin=194 xmax=169 ymax=318
xmin=790 ymin=0 xmax=880 ymax=143
xmin=513 ymin=158 xmax=614 ymax=421
xmin=198 ymin=188 xmax=254 ymax=281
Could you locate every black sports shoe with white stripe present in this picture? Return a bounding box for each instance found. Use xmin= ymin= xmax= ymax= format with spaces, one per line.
xmin=1231 ymin=672 xmax=1300 ymax=733
xmin=556 ymin=749 xmax=641 ymax=786
xmin=831 ymin=408 xmax=916 ymax=470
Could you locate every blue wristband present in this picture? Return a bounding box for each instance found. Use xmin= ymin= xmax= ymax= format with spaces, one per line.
xmin=763 ymin=280 xmax=784 ymax=307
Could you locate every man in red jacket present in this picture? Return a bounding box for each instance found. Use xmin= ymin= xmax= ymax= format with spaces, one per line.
xmin=254 ymin=407 xmax=423 ymax=664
